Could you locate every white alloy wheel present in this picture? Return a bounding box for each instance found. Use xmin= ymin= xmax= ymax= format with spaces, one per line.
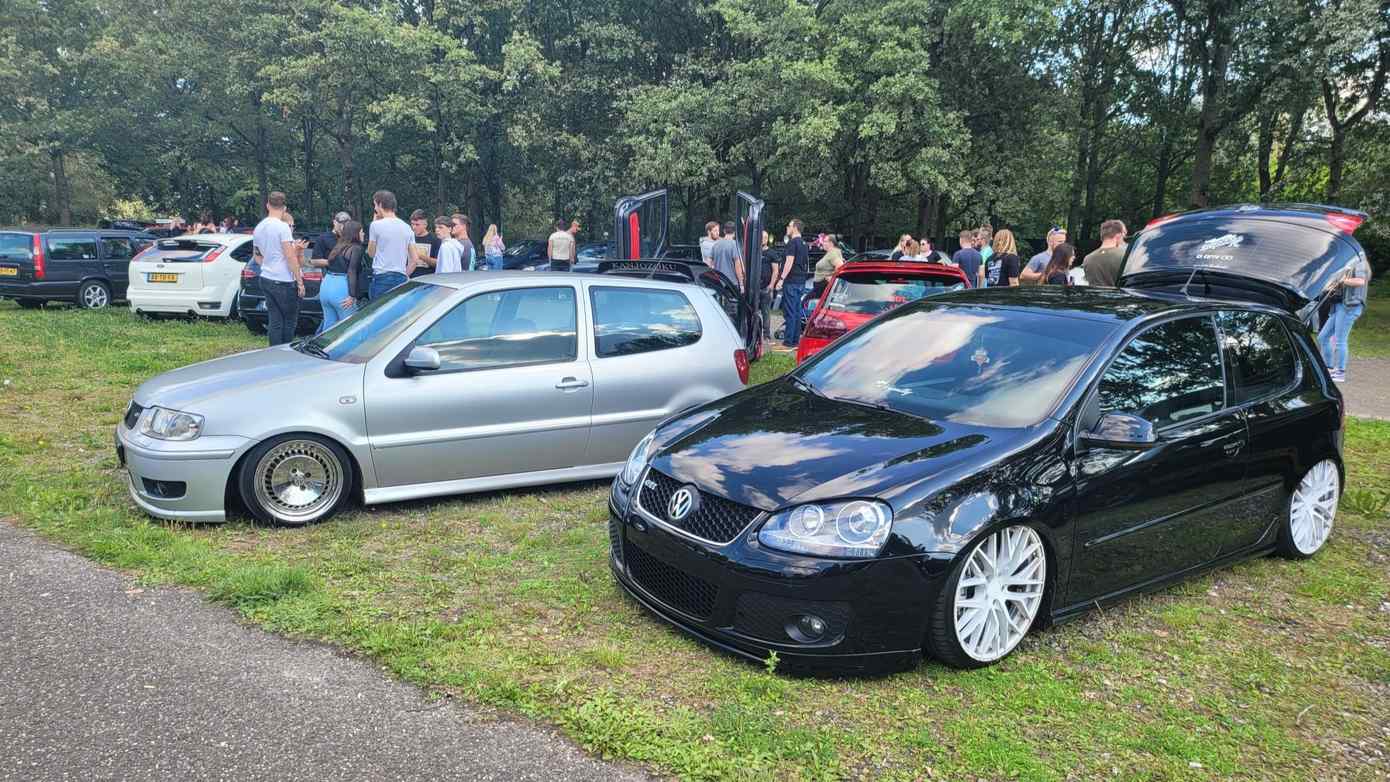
xmin=252 ymin=439 xmax=345 ymax=524
xmin=80 ymin=281 xmax=110 ymax=309
xmin=1289 ymin=460 xmax=1338 ymax=556
xmin=953 ymin=525 xmax=1047 ymax=663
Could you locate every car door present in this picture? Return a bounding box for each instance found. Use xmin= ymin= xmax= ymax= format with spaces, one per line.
xmin=100 ymin=234 xmax=135 ymax=297
xmin=44 ymin=234 xmax=100 ymax=297
xmin=363 ymin=284 xmax=594 ymax=488
xmin=1067 ymin=315 xmax=1249 ymax=605
xmin=1214 ymin=310 xmax=1308 ymax=554
xmin=583 ymin=283 xmax=708 ymax=465
xmin=613 ymin=190 xmax=669 ymax=259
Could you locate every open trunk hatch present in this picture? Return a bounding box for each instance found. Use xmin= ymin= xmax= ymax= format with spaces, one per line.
xmin=1118 ymin=205 xmax=1368 ymax=326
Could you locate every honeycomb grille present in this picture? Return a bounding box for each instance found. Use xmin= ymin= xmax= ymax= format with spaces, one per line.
xmin=624 ymin=542 xmax=718 ymax=619
xmin=638 ymin=468 xmax=760 ymax=544
xmin=124 ymin=401 xmax=144 ymax=430
xmin=733 ymin=592 xmax=852 ymax=644
xmin=608 ymin=516 xmax=623 ymax=565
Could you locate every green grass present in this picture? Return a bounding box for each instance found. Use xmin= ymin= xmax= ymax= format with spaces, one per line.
xmin=1348 ymin=279 xmax=1390 ymax=359
xmin=0 ymin=301 xmax=1387 ymax=780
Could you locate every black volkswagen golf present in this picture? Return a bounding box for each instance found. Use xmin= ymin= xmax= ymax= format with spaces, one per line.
xmin=608 ymin=204 xmax=1358 ymax=672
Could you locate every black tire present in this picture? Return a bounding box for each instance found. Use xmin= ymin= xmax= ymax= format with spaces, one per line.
xmin=245 ymin=318 xmax=267 ymax=335
xmin=925 ymin=524 xmax=1050 ymax=669
xmin=16 ymin=299 xmax=44 ymax=309
xmin=1275 ymin=459 xmax=1340 ymax=559
xmin=228 ymin=292 xmax=242 ymax=321
xmin=78 ymin=280 xmax=112 ymax=309
xmin=236 ymin=434 xmax=354 ymax=527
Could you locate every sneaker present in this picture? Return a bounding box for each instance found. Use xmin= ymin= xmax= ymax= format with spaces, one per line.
xmin=1331 ymin=371 xmax=1346 ymax=383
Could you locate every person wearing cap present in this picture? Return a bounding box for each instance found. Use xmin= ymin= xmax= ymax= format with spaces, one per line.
xmin=1021 ymin=226 xmax=1067 ymax=284
xmin=312 ymin=212 xmax=349 ymax=266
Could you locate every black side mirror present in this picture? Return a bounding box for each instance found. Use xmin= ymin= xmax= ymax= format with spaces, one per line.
xmin=1080 ymin=412 xmax=1157 ymax=451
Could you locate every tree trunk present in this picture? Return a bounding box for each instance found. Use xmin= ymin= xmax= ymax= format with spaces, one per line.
xmin=915 ymin=192 xmax=931 ymax=243
xmin=1327 ymin=128 xmax=1346 ymax=204
xmin=1066 ymin=121 xmax=1088 ymax=236
xmin=302 ymin=116 xmax=315 ymax=224
xmin=51 ymin=148 xmax=72 ymax=226
xmin=1152 ymin=131 xmax=1172 ymax=218
xmin=1189 ymin=28 xmax=1232 ymax=209
xmin=1256 ymin=110 xmax=1274 ymax=200
xmin=253 ymin=95 xmax=269 ymax=210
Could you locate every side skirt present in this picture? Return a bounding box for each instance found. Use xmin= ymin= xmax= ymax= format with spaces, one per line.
xmin=363 ymin=462 xmax=624 ymax=506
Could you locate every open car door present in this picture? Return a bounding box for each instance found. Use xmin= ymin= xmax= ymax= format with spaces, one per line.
xmin=613 ymin=190 xmax=669 ymax=260
xmin=1118 ymin=204 xmax=1369 ymax=329
xmin=736 ymin=191 xmax=766 ymax=360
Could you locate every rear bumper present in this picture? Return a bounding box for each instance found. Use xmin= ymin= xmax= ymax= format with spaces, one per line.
xmin=238 ymin=290 xmax=323 ymax=330
xmin=115 ymin=424 xmax=249 ymax=523
xmin=128 ymin=285 xmax=234 ymax=316
xmin=0 ymin=280 xmax=78 ymax=301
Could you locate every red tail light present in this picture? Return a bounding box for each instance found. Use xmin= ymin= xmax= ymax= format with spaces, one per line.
xmin=1325 ymin=213 xmax=1364 ymax=234
xmin=241 ymin=267 xmax=256 ymax=279
xmin=734 ymin=349 xmax=750 ymax=385
xmin=32 ymin=235 xmax=45 ymax=280
xmin=301 ymin=268 xmax=323 ymax=282
xmin=803 ymin=313 xmax=849 ymax=343
xmin=203 ymin=246 xmax=226 ymax=263
xmin=1146 ymin=213 xmax=1179 ymax=229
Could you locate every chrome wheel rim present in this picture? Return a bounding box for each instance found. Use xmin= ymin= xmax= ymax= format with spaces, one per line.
xmin=83 ymin=285 xmax=109 ymax=308
xmin=954 ymin=525 xmax=1046 ymax=662
xmin=1290 ymin=460 xmax=1338 ymax=555
xmin=253 ymin=440 xmax=343 ymax=523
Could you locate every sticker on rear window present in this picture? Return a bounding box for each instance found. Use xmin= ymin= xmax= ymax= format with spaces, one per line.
xmin=1196 ymin=233 xmax=1244 ymax=263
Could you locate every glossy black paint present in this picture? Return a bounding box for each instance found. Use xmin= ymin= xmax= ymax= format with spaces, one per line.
xmin=609 ymin=287 xmax=1344 ymax=672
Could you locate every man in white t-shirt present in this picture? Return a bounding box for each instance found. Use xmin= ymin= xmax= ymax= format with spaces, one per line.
xmin=253 ymin=191 xmax=307 ymax=346
xmin=547 ymin=219 xmax=575 ymax=271
xmin=365 ymin=190 xmax=420 ymax=298
xmin=434 ymin=217 xmax=465 ymax=274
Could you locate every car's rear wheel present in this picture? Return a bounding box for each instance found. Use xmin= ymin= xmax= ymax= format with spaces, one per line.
xmin=78 ymin=280 xmax=111 ymax=309
xmin=927 ymin=524 xmax=1047 ymax=669
xmin=237 ymin=435 xmax=352 ymax=527
xmin=1278 ymin=459 xmax=1339 ymax=558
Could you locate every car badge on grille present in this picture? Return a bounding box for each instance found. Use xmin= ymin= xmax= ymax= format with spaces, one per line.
xmin=668 ymin=485 xmax=700 ymax=523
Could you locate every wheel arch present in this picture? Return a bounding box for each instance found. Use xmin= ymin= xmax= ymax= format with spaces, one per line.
xmin=222 ymin=430 xmax=367 ymax=517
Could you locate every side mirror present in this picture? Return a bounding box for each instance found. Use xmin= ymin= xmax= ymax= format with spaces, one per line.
xmin=403 ymin=346 xmax=441 ymax=372
xmin=1080 ymin=412 xmax=1157 ymax=450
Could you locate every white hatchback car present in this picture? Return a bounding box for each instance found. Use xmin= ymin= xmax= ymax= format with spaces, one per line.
xmin=127 ymin=233 xmax=254 ymax=318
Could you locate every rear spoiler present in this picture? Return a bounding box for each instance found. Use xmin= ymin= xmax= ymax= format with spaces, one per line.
xmin=595 ymin=259 xmax=701 ymax=283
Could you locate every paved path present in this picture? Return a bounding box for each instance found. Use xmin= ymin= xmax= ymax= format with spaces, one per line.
xmin=1344 ymin=358 xmax=1390 ymax=421
xmin=0 ymin=522 xmax=651 ymax=782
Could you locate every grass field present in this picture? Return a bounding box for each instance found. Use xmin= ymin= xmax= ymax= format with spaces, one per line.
xmin=0 ymin=300 xmax=1387 ymax=781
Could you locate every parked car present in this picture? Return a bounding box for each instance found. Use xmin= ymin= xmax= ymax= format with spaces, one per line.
xmin=0 ymin=228 xmax=156 ymax=309
xmin=851 ymin=248 xmax=953 ymax=264
xmin=237 ymin=249 xmax=325 ymax=335
xmin=127 ymin=234 xmax=255 ymax=319
xmin=797 ymin=261 xmax=971 ymax=363
xmin=500 ymin=239 xmax=550 ymax=270
xmin=117 ymin=272 xmax=751 ymax=526
xmin=607 ymin=203 xmax=1362 ymax=673
xmin=571 ymin=241 xmax=610 ymax=273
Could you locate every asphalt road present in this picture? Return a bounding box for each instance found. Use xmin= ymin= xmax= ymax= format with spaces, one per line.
xmin=0 ymin=522 xmax=650 ymax=782
xmin=1344 ymin=357 xmax=1390 ymax=420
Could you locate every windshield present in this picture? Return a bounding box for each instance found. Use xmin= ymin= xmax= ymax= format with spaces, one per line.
xmin=300 ymin=281 xmax=454 ymax=363
xmin=798 ymin=303 xmax=1114 ymax=427
xmin=825 ymin=271 xmax=965 ymax=316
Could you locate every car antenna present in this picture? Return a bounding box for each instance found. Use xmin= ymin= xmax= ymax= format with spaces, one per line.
xmin=1179 ymin=266 xmax=1202 ymax=300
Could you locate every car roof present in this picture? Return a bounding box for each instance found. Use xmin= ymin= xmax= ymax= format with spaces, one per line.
xmin=421 ymin=270 xmax=708 ymax=293
xmin=926 ymin=285 xmax=1294 ymax=326
xmin=833 ymin=259 xmax=969 ymax=280
xmin=0 ymin=227 xmax=152 ymax=235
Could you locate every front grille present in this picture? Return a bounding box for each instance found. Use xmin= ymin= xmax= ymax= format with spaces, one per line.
xmin=124 ymin=401 xmax=144 ymax=430
xmin=624 ymin=542 xmax=718 ymax=619
xmin=638 ymin=469 xmax=761 ymax=544
xmin=608 ymin=516 xmax=623 ymax=565
xmin=733 ymin=592 xmax=852 ymax=644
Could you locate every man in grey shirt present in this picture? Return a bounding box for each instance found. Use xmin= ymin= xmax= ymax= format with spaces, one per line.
xmin=1318 ymin=256 xmax=1373 ymax=382
xmin=1022 ymin=226 xmax=1067 ymax=284
xmin=709 ymin=221 xmax=744 ymax=290
xmin=700 ymin=221 xmax=720 ymax=264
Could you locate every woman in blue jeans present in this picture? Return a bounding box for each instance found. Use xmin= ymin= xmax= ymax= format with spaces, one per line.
xmin=1318 ymin=257 xmax=1373 ymax=382
xmin=314 ymin=220 xmax=364 ymax=334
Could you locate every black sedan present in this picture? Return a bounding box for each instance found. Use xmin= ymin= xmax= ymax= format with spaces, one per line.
xmin=608 ymin=203 xmax=1359 ymax=672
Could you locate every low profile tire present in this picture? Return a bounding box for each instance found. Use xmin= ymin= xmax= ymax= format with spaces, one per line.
xmin=237 ymin=435 xmax=353 ymax=527
xmin=926 ymin=524 xmax=1048 ymax=669
xmin=16 ymin=299 xmax=44 ymax=309
xmin=78 ymin=280 xmax=111 ymax=309
xmin=1277 ymin=459 xmax=1339 ymax=559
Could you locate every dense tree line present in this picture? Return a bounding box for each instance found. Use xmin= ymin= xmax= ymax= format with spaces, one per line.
xmin=2 ymin=0 xmax=1389 ymax=259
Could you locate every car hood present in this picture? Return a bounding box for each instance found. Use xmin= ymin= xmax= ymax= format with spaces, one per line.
xmin=133 ymin=345 xmax=360 ymax=412
xmin=651 ymin=378 xmax=1025 ymax=512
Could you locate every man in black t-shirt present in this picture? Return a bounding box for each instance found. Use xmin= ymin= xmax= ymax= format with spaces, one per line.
xmin=773 ymin=218 xmax=810 ymax=349
xmin=409 ymin=208 xmax=441 ymax=277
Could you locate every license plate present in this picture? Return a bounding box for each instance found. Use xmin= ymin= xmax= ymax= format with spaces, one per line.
xmin=0 ymin=267 xmax=16 ymax=276
xmin=148 ymin=272 xmax=178 ymax=283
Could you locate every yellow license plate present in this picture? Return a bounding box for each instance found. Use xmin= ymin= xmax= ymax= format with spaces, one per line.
xmin=148 ymin=272 xmax=178 ymax=283
xmin=0 ymin=267 xmax=17 ymax=276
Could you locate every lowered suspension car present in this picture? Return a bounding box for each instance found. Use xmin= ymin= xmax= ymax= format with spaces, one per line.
xmin=608 ymin=203 xmax=1360 ymax=671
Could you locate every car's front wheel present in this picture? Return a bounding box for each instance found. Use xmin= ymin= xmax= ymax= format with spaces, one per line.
xmin=78 ymin=280 xmax=111 ymax=309
xmin=1278 ymin=459 xmax=1339 ymax=558
xmin=928 ymin=524 xmax=1048 ymax=668
xmin=237 ymin=435 xmax=353 ymax=527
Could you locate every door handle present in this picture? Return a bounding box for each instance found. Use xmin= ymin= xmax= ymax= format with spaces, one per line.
xmin=555 ymin=377 xmax=590 ymax=390
xmin=1222 ymin=440 xmax=1244 ymax=457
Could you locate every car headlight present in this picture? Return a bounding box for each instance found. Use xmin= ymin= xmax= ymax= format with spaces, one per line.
xmin=141 ymin=406 xmax=204 ymax=441
xmin=620 ymin=430 xmax=656 ymax=486
xmin=758 ymin=499 xmax=893 ymax=558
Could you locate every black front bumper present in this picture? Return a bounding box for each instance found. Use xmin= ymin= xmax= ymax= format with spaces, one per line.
xmin=608 ymin=491 xmax=951 ymax=675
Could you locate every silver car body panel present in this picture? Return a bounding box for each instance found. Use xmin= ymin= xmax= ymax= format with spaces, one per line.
xmin=119 ymin=272 xmax=746 ymax=521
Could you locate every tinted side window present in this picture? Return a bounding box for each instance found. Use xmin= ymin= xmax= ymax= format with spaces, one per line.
xmin=417 ymin=286 xmax=577 ymax=371
xmin=102 ymin=237 xmax=134 ymax=259
xmin=1097 ymin=317 xmax=1225 ymax=429
xmin=1217 ymin=311 xmax=1297 ymax=403
xmin=47 ymin=236 xmax=98 ymax=261
xmin=0 ymin=233 xmax=33 ymax=259
xmin=230 ymin=241 xmax=254 ymax=262
xmin=591 ymin=286 xmax=702 ymax=357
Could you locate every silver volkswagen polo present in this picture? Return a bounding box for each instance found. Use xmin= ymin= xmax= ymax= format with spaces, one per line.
xmin=115 ymin=272 xmax=751 ymax=525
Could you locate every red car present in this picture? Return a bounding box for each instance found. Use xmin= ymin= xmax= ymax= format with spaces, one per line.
xmin=796 ymin=261 xmax=972 ymax=363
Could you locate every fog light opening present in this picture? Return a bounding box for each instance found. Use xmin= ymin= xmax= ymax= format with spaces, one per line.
xmin=787 ymin=614 xmax=827 ymax=643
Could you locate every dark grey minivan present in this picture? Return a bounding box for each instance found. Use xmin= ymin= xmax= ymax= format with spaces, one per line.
xmin=0 ymin=228 xmax=156 ymax=309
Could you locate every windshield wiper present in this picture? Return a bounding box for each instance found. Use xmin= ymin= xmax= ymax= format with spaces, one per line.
xmin=293 ymin=340 xmax=330 ymax=359
xmin=788 ymin=374 xmax=826 ymax=398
